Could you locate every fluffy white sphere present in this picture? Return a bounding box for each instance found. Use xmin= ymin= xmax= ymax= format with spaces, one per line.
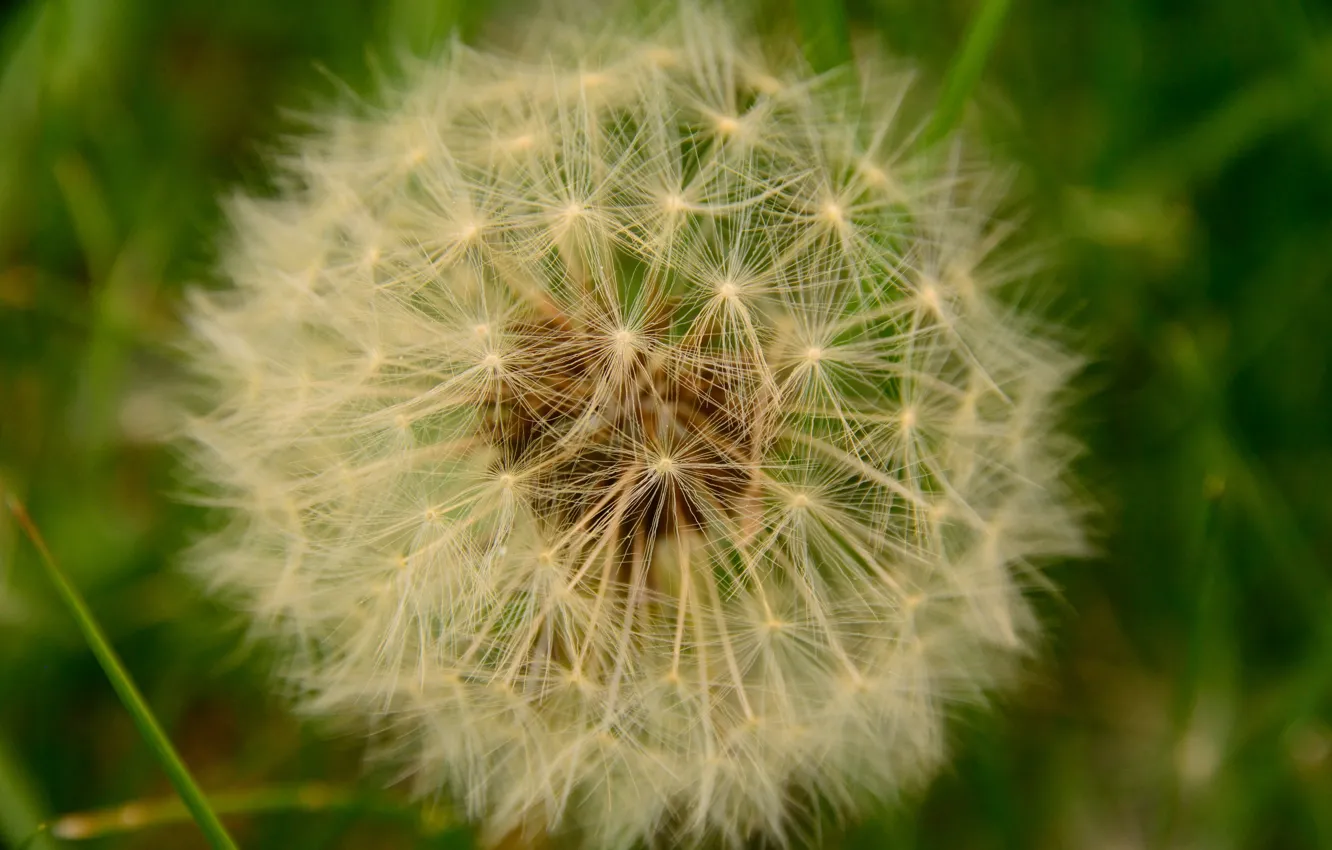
xmin=178 ymin=5 xmax=1086 ymax=847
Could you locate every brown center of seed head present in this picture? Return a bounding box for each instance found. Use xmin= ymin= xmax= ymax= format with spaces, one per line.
xmin=482 ymin=301 xmax=760 ymax=575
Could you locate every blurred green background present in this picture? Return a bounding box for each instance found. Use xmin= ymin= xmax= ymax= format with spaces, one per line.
xmin=1 ymin=0 xmax=1330 ymax=847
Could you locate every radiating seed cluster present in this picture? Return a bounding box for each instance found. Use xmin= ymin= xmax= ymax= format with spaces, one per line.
xmin=179 ymin=6 xmax=1086 ymax=847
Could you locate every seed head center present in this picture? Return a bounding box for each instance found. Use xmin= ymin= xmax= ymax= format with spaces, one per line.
xmin=483 ymin=306 xmax=756 ymax=556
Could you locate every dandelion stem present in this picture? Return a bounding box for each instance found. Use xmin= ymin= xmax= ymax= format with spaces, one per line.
xmin=4 ymin=494 xmax=239 ymax=850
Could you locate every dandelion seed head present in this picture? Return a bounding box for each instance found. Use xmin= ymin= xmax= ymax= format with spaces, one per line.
xmin=176 ymin=4 xmax=1086 ymax=848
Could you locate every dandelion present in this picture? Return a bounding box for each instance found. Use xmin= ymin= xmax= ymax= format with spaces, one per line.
xmin=176 ymin=4 xmax=1086 ymax=847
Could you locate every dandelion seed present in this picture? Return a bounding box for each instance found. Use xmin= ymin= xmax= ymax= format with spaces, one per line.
xmin=175 ymin=4 xmax=1086 ymax=849
xmin=714 ymin=114 xmax=742 ymax=136
xmin=661 ymin=193 xmax=688 ymax=213
xmin=819 ymin=201 xmax=845 ymax=228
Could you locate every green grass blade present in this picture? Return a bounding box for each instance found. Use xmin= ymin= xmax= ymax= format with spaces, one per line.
xmin=924 ymin=0 xmax=1013 ymax=144
xmin=5 ymin=495 xmax=239 ymax=850
xmin=794 ymin=0 xmax=853 ymax=74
